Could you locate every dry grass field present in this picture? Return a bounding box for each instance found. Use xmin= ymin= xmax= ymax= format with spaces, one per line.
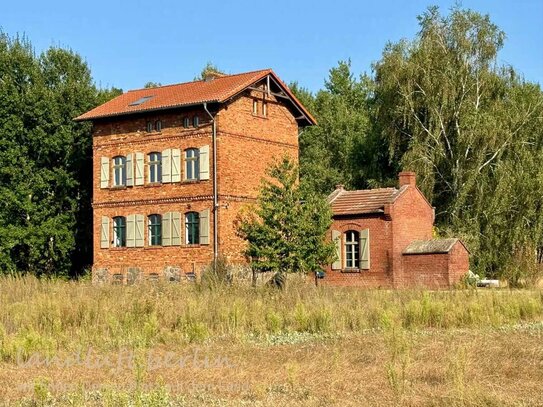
xmin=0 ymin=276 xmax=542 ymax=406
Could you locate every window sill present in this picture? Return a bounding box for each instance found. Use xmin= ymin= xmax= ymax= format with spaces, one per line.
xmin=341 ymin=268 xmax=361 ymax=273
xmin=252 ymin=114 xmax=268 ymax=119
xmin=110 ymin=186 xmax=128 ymax=190
xmin=144 ymin=183 xmax=162 ymax=188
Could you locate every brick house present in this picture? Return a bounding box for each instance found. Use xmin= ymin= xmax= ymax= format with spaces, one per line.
xmin=324 ymin=172 xmax=469 ymax=288
xmin=75 ymin=69 xmax=315 ymax=283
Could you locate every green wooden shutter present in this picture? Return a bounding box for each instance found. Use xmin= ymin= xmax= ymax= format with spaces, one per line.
xmin=135 ymin=214 xmax=144 ymax=247
xmin=162 ymin=212 xmax=171 ymax=246
xmin=100 ymin=157 xmax=110 ymax=188
xmin=331 ymin=230 xmax=341 ymax=270
xmin=199 ymin=208 xmax=210 ymax=245
xmin=171 ymin=149 xmax=181 ymax=182
xmin=135 ymin=152 xmax=144 ymax=186
xmin=126 ymin=214 xmax=136 ymax=247
xmin=360 ymin=229 xmax=370 ymax=269
xmin=100 ymin=216 xmax=110 ymax=248
xmin=162 ymin=149 xmax=171 ymax=183
xmin=126 ymin=153 xmax=134 ymax=186
xmin=171 ymin=212 xmax=181 ymax=245
xmin=199 ymin=145 xmax=210 ymax=180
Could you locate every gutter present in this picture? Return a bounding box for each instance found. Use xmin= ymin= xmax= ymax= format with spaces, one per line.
xmin=203 ymin=103 xmax=219 ymax=265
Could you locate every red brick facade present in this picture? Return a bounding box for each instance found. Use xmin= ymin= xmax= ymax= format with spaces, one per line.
xmin=324 ymin=173 xmax=469 ymax=289
xmin=82 ymin=71 xmax=311 ymax=283
xmin=81 ymin=71 xmax=468 ymax=288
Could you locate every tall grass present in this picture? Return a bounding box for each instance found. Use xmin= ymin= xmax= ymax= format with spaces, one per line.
xmin=0 ymin=275 xmax=542 ymax=362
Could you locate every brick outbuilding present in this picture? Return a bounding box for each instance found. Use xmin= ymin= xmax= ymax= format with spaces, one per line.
xmin=323 ymin=172 xmax=469 ymax=288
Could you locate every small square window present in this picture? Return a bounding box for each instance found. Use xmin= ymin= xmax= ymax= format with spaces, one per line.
xmin=155 ymin=120 xmax=162 ymax=132
xmin=183 ymin=117 xmax=190 ymax=128
xmin=193 ymin=116 xmax=199 ymax=127
xmin=146 ymin=122 xmax=153 ymax=132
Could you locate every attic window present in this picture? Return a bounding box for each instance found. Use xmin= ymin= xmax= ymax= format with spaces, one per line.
xmin=129 ymin=96 xmax=153 ymax=106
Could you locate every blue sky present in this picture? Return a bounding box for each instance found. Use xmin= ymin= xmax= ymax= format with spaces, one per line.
xmin=1 ymin=0 xmax=542 ymax=92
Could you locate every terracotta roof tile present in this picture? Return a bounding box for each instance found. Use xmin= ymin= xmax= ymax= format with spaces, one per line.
xmin=75 ymin=69 xmax=315 ymax=124
xmin=329 ymin=187 xmax=405 ymax=216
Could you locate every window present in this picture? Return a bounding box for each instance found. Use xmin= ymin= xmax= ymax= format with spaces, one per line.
xmin=345 ymin=230 xmax=360 ymax=268
xmin=113 ymin=156 xmax=126 ymax=186
xmin=146 ymin=121 xmax=153 ymax=132
xmin=185 ymin=148 xmax=200 ymax=180
xmin=129 ymin=96 xmax=153 ymax=106
xmin=262 ymin=101 xmax=267 ymax=117
xmin=252 ymin=99 xmax=258 ymax=115
xmin=183 ymin=117 xmax=190 ymax=128
xmin=113 ymin=216 xmax=126 ymax=247
xmin=155 ymin=120 xmax=162 ymax=132
xmin=148 ymin=214 xmax=162 ymax=246
xmin=148 ymin=152 xmax=162 ymax=183
xmin=185 ymin=212 xmax=199 ymax=244
xmin=192 ymin=116 xmax=199 ymax=127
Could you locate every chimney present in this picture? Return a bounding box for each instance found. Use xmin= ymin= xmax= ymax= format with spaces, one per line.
xmin=204 ymin=71 xmax=225 ymax=82
xmin=398 ymin=171 xmax=416 ymax=188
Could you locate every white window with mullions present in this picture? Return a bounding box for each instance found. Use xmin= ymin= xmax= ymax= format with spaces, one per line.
xmin=345 ymin=230 xmax=360 ymax=269
xmin=148 ymin=152 xmax=162 ymax=183
xmin=185 ymin=148 xmax=200 ymax=180
xmin=113 ymin=156 xmax=127 ymax=186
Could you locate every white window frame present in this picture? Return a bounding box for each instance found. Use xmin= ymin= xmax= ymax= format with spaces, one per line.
xmin=345 ymin=230 xmax=360 ymax=269
xmin=148 ymin=152 xmax=162 ymax=183
xmin=113 ymin=156 xmax=126 ymax=186
xmin=185 ymin=148 xmax=200 ymax=180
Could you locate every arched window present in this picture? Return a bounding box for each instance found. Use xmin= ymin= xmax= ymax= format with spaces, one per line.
xmin=113 ymin=216 xmax=126 ymax=247
xmin=185 ymin=212 xmax=199 ymax=244
xmin=183 ymin=117 xmax=190 ymax=128
xmin=192 ymin=116 xmax=199 ymax=127
xmin=155 ymin=120 xmax=162 ymax=132
xmin=113 ymin=156 xmax=126 ymax=186
xmin=148 ymin=214 xmax=162 ymax=246
xmin=148 ymin=152 xmax=162 ymax=183
xmin=185 ymin=148 xmax=200 ymax=180
xmin=345 ymin=230 xmax=360 ymax=268
xmin=146 ymin=121 xmax=153 ymax=132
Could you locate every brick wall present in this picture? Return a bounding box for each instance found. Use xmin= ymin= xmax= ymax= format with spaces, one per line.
xmin=92 ymin=86 xmax=299 ymax=281
xmin=401 ymin=253 xmax=450 ymax=289
xmin=389 ymin=186 xmax=434 ymax=287
xmin=448 ymin=241 xmax=470 ymax=286
xmin=322 ymin=215 xmax=394 ymax=288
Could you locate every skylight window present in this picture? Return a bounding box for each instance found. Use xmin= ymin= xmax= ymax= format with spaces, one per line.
xmin=129 ymin=96 xmax=154 ymax=106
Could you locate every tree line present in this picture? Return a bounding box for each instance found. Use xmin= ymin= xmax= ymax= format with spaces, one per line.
xmin=292 ymin=6 xmax=543 ymax=284
xmin=1 ymin=5 xmax=542 ymax=283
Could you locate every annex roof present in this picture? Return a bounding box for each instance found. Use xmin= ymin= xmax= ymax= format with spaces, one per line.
xmin=328 ymin=186 xmax=405 ymax=216
xmin=74 ymin=69 xmax=315 ymax=125
xmin=403 ymin=238 xmax=467 ymax=255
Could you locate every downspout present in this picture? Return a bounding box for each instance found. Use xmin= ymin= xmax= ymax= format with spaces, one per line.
xmin=203 ymin=103 xmax=218 ymax=266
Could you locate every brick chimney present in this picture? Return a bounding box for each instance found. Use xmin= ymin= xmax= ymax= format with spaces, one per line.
xmin=398 ymin=171 xmax=416 ymax=188
xmin=204 ymin=71 xmax=225 ymax=82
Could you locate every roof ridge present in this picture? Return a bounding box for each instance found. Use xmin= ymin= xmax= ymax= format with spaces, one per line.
xmin=344 ymin=187 xmax=397 ymax=193
xmin=126 ymin=68 xmax=272 ymax=93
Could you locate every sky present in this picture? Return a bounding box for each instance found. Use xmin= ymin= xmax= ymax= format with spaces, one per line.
xmin=1 ymin=0 xmax=542 ymax=93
